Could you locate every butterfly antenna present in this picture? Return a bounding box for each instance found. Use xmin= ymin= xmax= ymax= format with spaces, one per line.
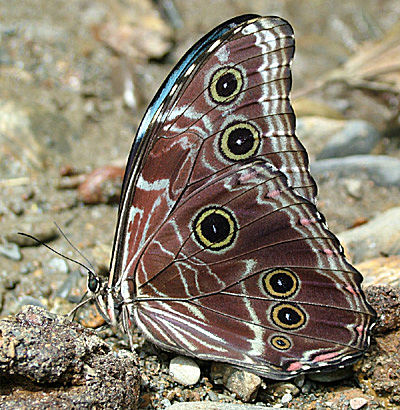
xmin=67 ymin=291 xmax=91 ymax=319
xmin=17 ymin=232 xmax=94 ymax=275
xmin=54 ymin=222 xmax=96 ymax=273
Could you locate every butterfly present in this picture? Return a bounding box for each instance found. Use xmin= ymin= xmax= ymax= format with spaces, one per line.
xmin=88 ymin=14 xmax=376 ymax=380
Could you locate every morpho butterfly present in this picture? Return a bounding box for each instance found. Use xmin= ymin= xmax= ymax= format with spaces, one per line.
xmin=88 ymin=14 xmax=376 ymax=380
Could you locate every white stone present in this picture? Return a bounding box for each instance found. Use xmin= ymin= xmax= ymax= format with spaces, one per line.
xmin=48 ymin=257 xmax=69 ymax=274
xmin=281 ymin=393 xmax=292 ymax=404
xmin=350 ymin=397 xmax=368 ymax=410
xmin=169 ymin=356 xmax=201 ymax=386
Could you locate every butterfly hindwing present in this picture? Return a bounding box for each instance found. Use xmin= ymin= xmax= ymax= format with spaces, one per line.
xmin=131 ymin=161 xmax=373 ymax=378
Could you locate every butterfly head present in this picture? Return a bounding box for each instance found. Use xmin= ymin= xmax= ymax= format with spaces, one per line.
xmin=87 ymin=270 xmax=101 ymax=294
xmin=86 ymin=270 xmax=121 ymax=327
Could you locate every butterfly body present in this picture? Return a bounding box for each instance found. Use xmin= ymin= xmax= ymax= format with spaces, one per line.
xmin=95 ymin=15 xmax=375 ymax=380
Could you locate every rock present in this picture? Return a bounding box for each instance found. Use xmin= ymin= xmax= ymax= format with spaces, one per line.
xmin=281 ymin=392 xmax=293 ymax=404
xmin=356 ymin=256 xmax=400 ymax=288
xmin=296 ymin=116 xmax=347 ymax=159
xmin=169 ymin=356 xmax=201 ymax=386
xmin=296 ymin=117 xmax=380 ymax=160
xmin=338 ymin=207 xmax=400 ymax=263
xmin=160 ymin=398 xmax=172 ymax=407
xmin=77 ymin=165 xmax=124 ymax=204
xmin=210 ymin=363 xmax=262 ymax=402
xmin=307 ymin=366 xmax=354 ymax=382
xmin=317 ymin=120 xmax=380 ymax=159
xmin=0 ymin=305 xmax=140 ymax=408
xmin=45 ymin=257 xmax=70 ymax=275
xmin=2 ymin=217 xmax=59 ymax=247
xmin=16 ymin=296 xmax=46 ymax=310
xmin=0 ymin=99 xmax=78 ymax=176
xmin=95 ymin=1 xmax=173 ymax=60
xmin=355 ymin=285 xmax=400 ymax=406
xmin=263 ymin=381 xmax=300 ymax=400
xmin=365 ymin=285 xmax=400 ymax=334
xmin=0 ymin=100 xmax=45 ymax=172
xmin=342 ymin=178 xmax=363 ymax=199
xmin=293 ymin=374 xmax=305 ymax=388
xmin=350 ymin=397 xmax=368 ymax=409
xmin=0 ymin=242 xmax=21 ymax=261
xmin=367 ymin=329 xmax=400 ymax=405
xmin=311 ymin=155 xmax=400 ymax=187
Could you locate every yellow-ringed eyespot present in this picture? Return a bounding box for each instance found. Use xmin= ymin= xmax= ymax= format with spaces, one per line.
xmin=193 ymin=206 xmax=237 ymax=251
xmin=219 ymin=122 xmax=260 ymax=161
xmin=270 ymin=335 xmax=292 ymax=351
xmin=271 ymin=303 xmax=306 ymax=330
xmin=263 ymin=268 xmax=299 ymax=299
xmin=209 ymin=67 xmax=243 ymax=104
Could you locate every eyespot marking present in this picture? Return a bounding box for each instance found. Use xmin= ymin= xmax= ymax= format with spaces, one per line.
xmin=193 ymin=206 xmax=237 ymax=251
xmin=263 ymin=268 xmax=299 ymax=299
xmin=219 ymin=122 xmax=260 ymax=161
xmin=271 ymin=302 xmax=306 ymax=330
xmin=270 ymin=335 xmax=292 ymax=351
xmin=209 ymin=67 xmax=243 ymax=104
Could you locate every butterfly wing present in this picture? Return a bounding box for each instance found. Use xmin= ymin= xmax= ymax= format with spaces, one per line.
xmin=131 ymin=162 xmax=374 ymax=379
xmin=106 ymin=16 xmax=375 ymax=379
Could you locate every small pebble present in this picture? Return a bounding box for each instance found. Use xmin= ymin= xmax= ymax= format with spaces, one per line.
xmin=5 ymin=220 xmax=59 ymax=246
xmin=208 ymin=390 xmax=218 ymax=401
xmin=159 ymin=398 xmax=172 ymax=407
xmin=0 ymin=242 xmax=21 ymax=261
xmin=57 ymin=269 xmax=82 ymax=299
xmin=47 ymin=257 xmax=70 ymax=275
xmin=342 ymin=178 xmax=363 ymax=199
xmin=169 ymin=356 xmax=200 ymax=386
xmin=350 ymin=397 xmax=368 ymax=409
xmin=281 ymin=393 xmax=292 ymax=404
xmin=77 ymin=165 xmax=124 ymax=204
xmin=210 ymin=363 xmax=261 ymax=402
xmin=266 ymin=381 xmax=300 ymax=399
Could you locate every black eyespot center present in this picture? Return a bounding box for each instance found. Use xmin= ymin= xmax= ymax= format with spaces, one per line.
xmin=216 ymin=72 xmax=237 ymax=97
xmin=228 ymin=127 xmax=253 ymax=154
xmin=193 ymin=206 xmax=237 ymax=251
xmin=201 ymin=213 xmax=229 ymax=243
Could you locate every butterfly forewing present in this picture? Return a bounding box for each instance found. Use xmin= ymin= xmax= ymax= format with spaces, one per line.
xmin=104 ymin=15 xmax=375 ymax=379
